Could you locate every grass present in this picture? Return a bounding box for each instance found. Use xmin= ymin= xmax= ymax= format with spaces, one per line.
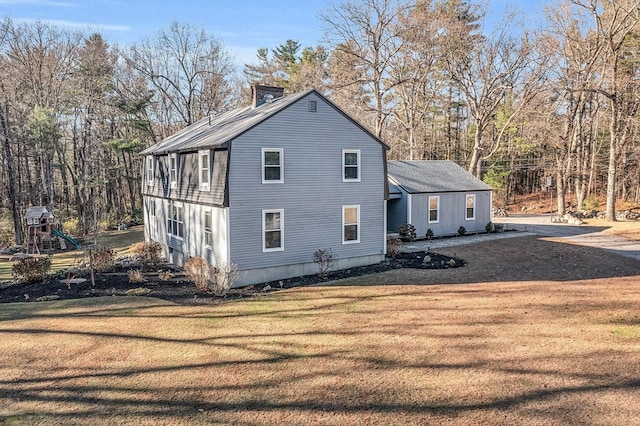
xmin=0 ymin=226 xmax=144 ymax=281
xmin=1 ymin=277 xmax=640 ymax=425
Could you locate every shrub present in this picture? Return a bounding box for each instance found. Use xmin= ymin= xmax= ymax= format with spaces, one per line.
xmin=425 ymin=228 xmax=434 ymax=240
xmin=584 ymin=196 xmax=600 ymax=210
xmin=129 ymin=208 xmax=144 ymax=226
xmin=184 ymin=257 xmax=237 ymax=296
xmin=184 ymin=256 xmax=215 ymax=292
xmin=158 ymin=270 xmax=173 ymax=281
xmin=386 ymin=235 xmax=403 ymax=257
xmin=397 ymin=224 xmax=416 ymax=242
xmin=457 ymin=226 xmax=467 ymax=236
xmin=12 ymin=256 xmax=52 ymax=283
xmin=89 ymin=247 xmax=116 ymax=272
xmin=62 ymin=217 xmax=79 ymax=235
xmin=131 ymin=241 xmax=163 ymax=270
xmin=313 ymin=248 xmax=335 ymax=277
xmin=127 ymin=269 xmax=146 ymax=283
xmin=212 ymin=263 xmax=238 ymax=297
xmin=485 ymin=221 xmax=494 ymax=233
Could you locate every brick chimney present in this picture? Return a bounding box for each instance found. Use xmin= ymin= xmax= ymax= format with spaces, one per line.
xmin=251 ymin=84 xmax=285 ymax=107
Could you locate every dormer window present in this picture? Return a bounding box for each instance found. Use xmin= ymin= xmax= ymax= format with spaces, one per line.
xmin=343 ymin=149 xmax=360 ymax=182
xmin=199 ymin=150 xmax=210 ymax=191
xmin=262 ymin=148 xmax=283 ymax=183
xmin=169 ymin=153 xmax=178 ymax=189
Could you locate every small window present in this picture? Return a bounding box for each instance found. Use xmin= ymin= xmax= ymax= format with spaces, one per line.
xmin=204 ymin=210 xmax=213 ymax=247
xmin=308 ymin=99 xmax=317 ymax=112
xmin=262 ymin=148 xmax=283 ymax=183
xmin=167 ymin=203 xmax=184 ymax=238
xmin=169 ymin=153 xmax=178 ymax=189
xmin=146 ymin=156 xmax=154 ymax=186
xmin=343 ymin=150 xmax=360 ymax=182
xmin=342 ymin=205 xmax=360 ymax=244
xmin=149 ymin=199 xmax=156 ymax=217
xmin=199 ymin=150 xmax=210 ymax=191
xmin=263 ymin=209 xmax=284 ymax=251
xmin=428 ymin=196 xmax=439 ymax=223
xmin=466 ymin=194 xmax=476 ymax=220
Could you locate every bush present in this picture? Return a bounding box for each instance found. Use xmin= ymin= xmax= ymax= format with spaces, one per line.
xmin=127 ymin=270 xmax=146 ymax=284
xmin=12 ymin=256 xmax=52 ymax=283
xmin=425 ymin=228 xmax=434 ymax=240
xmin=386 ymin=235 xmax=403 ymax=257
xmin=584 ymin=196 xmax=600 ymax=210
xmin=158 ymin=270 xmax=173 ymax=281
xmin=131 ymin=241 xmax=163 ymax=270
xmin=184 ymin=257 xmax=237 ymax=296
xmin=397 ymin=224 xmax=416 ymax=242
xmin=212 ymin=263 xmax=238 ymax=297
xmin=313 ymin=248 xmax=335 ymax=277
xmin=184 ymin=257 xmax=215 ymax=292
xmin=457 ymin=226 xmax=467 ymax=236
xmin=62 ymin=217 xmax=79 ymax=235
xmin=89 ymin=247 xmax=116 ymax=272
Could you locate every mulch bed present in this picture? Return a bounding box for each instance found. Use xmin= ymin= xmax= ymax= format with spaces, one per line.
xmin=0 ymin=251 xmax=464 ymax=306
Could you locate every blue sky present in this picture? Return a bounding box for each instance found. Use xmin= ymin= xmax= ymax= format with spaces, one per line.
xmin=1 ymin=0 xmax=546 ymax=67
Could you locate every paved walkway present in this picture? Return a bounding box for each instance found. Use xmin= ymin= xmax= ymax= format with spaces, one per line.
xmin=401 ymin=214 xmax=640 ymax=262
xmin=401 ymin=229 xmax=531 ymax=252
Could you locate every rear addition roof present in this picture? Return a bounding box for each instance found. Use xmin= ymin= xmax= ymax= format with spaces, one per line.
xmin=388 ymin=160 xmax=492 ymax=194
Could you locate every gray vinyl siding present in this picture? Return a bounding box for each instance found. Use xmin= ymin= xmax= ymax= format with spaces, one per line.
xmin=408 ymin=191 xmax=492 ymax=237
xmin=387 ymin=193 xmax=408 ymax=234
xmin=227 ymin=92 xmax=386 ymax=274
xmin=142 ymin=150 xmax=227 ymax=206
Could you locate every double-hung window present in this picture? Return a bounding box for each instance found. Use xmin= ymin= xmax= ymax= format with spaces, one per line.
xmin=263 ymin=209 xmax=284 ymax=251
xmin=204 ymin=210 xmax=213 ymax=247
xmin=466 ymin=194 xmax=476 ymax=220
xmin=149 ymin=199 xmax=156 ymax=217
xmin=262 ymin=148 xmax=283 ymax=183
xmin=199 ymin=150 xmax=210 ymax=191
xmin=343 ymin=150 xmax=360 ymax=182
xmin=169 ymin=153 xmax=178 ymax=189
xmin=167 ymin=203 xmax=184 ymax=238
xmin=146 ymin=156 xmax=154 ymax=186
xmin=342 ymin=205 xmax=360 ymax=243
xmin=428 ymin=196 xmax=439 ymax=223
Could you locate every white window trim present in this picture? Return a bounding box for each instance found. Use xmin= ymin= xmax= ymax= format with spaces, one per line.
xmin=169 ymin=153 xmax=178 ymax=189
xmin=342 ymin=149 xmax=361 ymax=182
xmin=262 ymin=148 xmax=284 ymax=184
xmin=149 ymin=198 xmax=156 ymax=217
xmin=342 ymin=205 xmax=360 ymax=244
xmin=262 ymin=209 xmax=284 ymax=252
xmin=167 ymin=202 xmax=184 ymax=240
xmin=199 ymin=150 xmax=211 ymax=192
xmin=203 ymin=209 xmax=213 ymax=248
xmin=428 ymin=196 xmax=440 ymax=224
xmin=146 ymin=156 xmax=154 ymax=187
xmin=465 ymin=194 xmax=476 ymax=220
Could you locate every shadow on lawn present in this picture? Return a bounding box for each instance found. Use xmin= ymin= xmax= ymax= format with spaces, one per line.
xmin=0 ymin=346 xmax=638 ymax=423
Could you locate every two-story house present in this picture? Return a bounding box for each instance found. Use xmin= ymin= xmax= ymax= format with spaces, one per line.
xmin=141 ymin=86 xmax=389 ymax=287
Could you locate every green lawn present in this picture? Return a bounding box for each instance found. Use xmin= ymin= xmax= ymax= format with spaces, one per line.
xmin=0 ymin=226 xmax=144 ymax=281
xmin=1 ymin=277 xmax=639 ymax=425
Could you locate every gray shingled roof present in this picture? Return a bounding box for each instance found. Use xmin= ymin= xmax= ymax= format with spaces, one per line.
xmin=388 ymin=160 xmax=492 ymax=194
xmin=140 ymin=90 xmax=314 ymax=155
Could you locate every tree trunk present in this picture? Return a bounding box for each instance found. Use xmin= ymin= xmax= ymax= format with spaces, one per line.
xmin=0 ymin=104 xmax=23 ymax=245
